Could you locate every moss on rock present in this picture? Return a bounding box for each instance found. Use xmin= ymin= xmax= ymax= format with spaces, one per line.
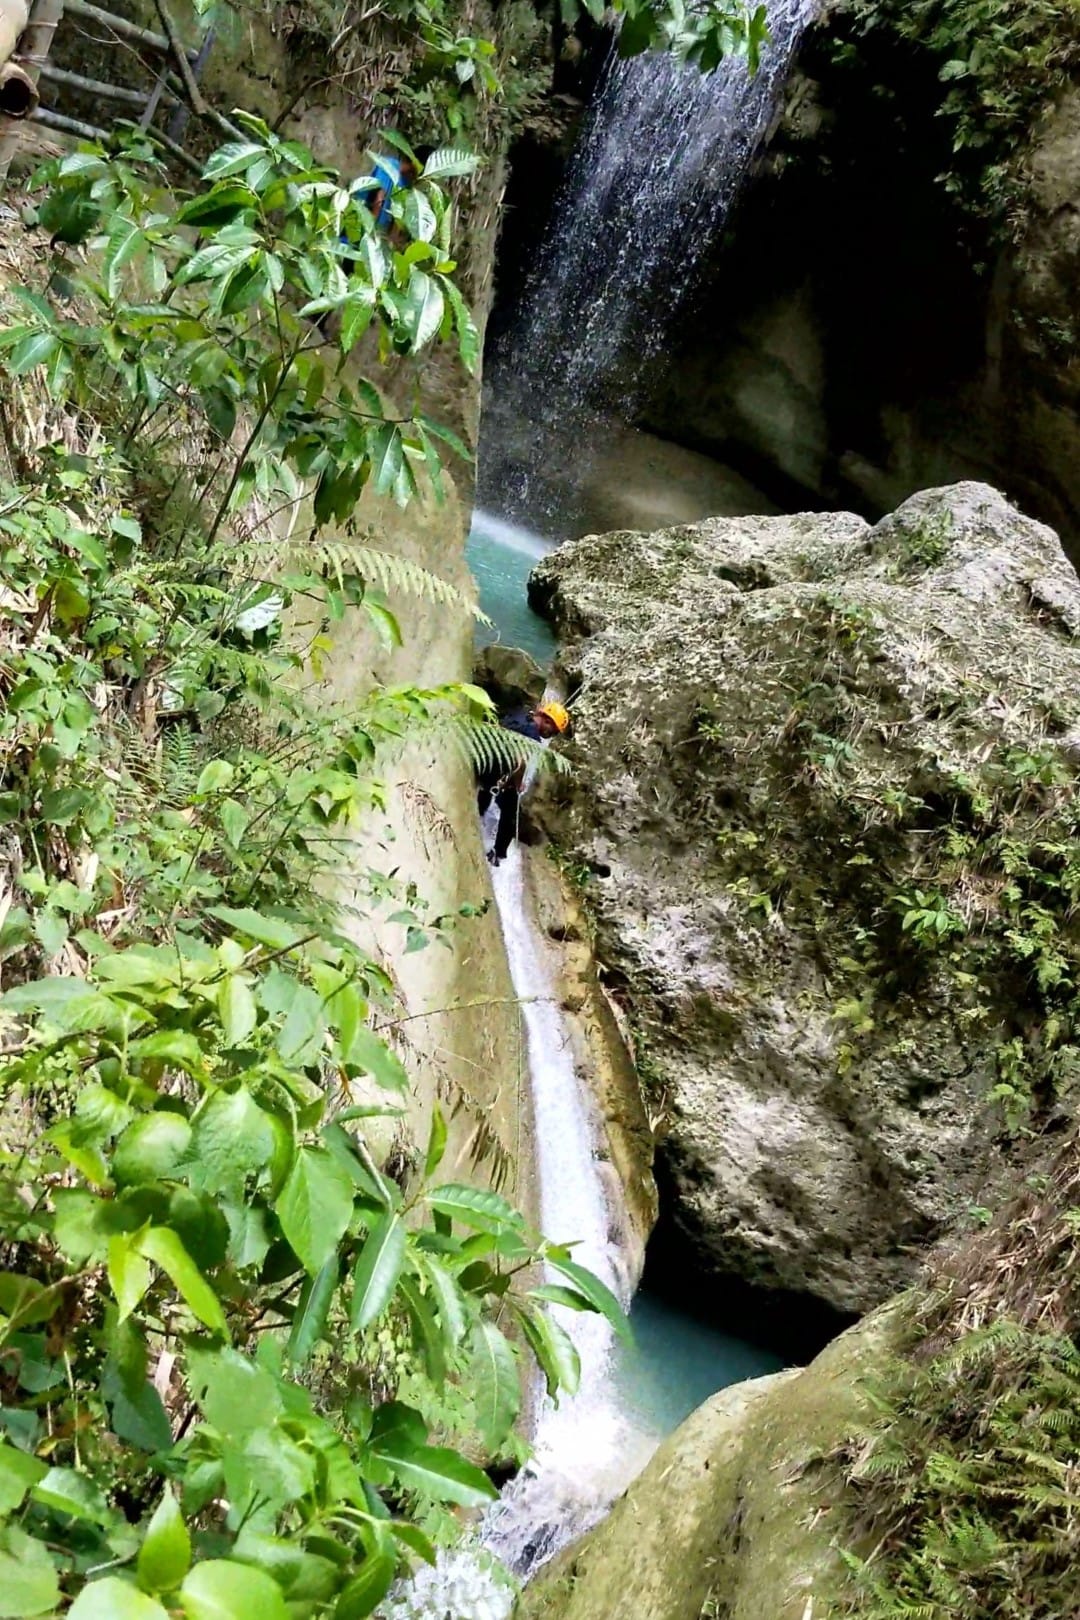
xmin=531 ymin=483 xmax=1080 ymax=1317
xmin=518 ymin=1308 xmax=899 ymax=1620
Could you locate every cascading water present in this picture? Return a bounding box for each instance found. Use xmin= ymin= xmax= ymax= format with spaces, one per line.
xmin=479 ymin=0 xmax=817 ymax=536
xmin=480 ymin=829 xmax=655 ymax=1575
xmin=390 ymin=22 xmax=816 ymax=1614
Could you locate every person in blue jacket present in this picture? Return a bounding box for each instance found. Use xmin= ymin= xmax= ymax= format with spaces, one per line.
xmin=367 ymin=152 xmax=418 ymax=232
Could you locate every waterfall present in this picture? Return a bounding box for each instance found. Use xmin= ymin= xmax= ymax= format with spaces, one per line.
xmin=479 ymin=833 xmax=653 ymax=1576
xmin=382 ymin=827 xmax=648 ymax=1620
xmin=479 ymin=0 xmax=817 ymax=535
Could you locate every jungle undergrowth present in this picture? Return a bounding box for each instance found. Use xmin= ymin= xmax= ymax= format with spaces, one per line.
xmin=0 ymin=117 xmax=622 ymax=1620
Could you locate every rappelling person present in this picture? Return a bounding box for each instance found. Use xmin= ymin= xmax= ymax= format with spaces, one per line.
xmin=477 ymin=699 xmax=570 ymax=867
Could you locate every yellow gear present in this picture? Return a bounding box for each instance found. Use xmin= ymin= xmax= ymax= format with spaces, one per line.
xmin=537 ymin=699 xmax=570 ymax=734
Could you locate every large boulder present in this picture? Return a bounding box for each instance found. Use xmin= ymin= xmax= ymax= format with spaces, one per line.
xmin=518 ymin=1307 xmax=895 ymax=1620
xmin=530 ymin=484 xmax=1080 ymax=1318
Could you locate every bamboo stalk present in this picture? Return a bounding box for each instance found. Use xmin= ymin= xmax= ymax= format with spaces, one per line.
xmin=143 ymin=118 xmax=202 ymax=175
xmin=139 ymin=58 xmax=169 ymax=128
xmin=31 ymin=100 xmax=202 ymax=175
xmin=165 ymin=20 xmax=212 ymax=143
xmin=32 ymin=101 xmax=103 ymax=138
xmin=152 ymin=0 xmax=203 ymax=113
xmin=0 ymin=0 xmax=64 ymax=181
xmin=164 ymin=66 xmax=242 ymax=143
xmin=37 ymin=58 xmax=152 ymax=105
xmin=0 ymin=61 xmax=37 ymax=118
xmin=64 ymin=0 xmax=196 ymax=61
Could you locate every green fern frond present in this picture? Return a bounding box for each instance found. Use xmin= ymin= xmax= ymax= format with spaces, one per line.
xmin=304 ymin=541 xmax=489 ymax=622
xmin=439 ymin=714 xmax=569 ymax=779
xmin=161 ymin=725 xmax=206 ymax=804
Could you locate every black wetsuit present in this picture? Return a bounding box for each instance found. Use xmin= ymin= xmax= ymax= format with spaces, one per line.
xmin=476 ymin=710 xmax=543 ymax=862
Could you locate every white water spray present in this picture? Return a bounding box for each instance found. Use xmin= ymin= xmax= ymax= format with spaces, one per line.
xmin=480 ymin=0 xmax=818 ymax=533
xmin=479 ymin=832 xmax=655 ymax=1575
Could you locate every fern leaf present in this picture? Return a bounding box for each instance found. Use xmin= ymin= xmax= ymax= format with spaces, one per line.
xmin=304 ymin=540 xmax=490 ymax=622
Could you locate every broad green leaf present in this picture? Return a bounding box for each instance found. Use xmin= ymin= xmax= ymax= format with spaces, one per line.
xmin=6 ymin=331 xmax=59 ymax=375
xmin=33 ymin=910 xmax=67 ymax=957
xmin=0 ymin=1527 xmax=58 ymax=1616
xmin=1 ymin=975 xmax=111 ymax=1025
xmin=373 ymin=1440 xmax=496 ymax=1508
xmin=32 ymin=1465 xmax=111 ymax=1524
xmin=441 ymin=277 xmax=479 ymax=374
xmin=108 ymin=1233 xmax=152 ymax=1322
xmin=340 ymin=288 xmax=376 ymax=354
xmin=196 ymin=760 xmax=234 ymax=797
xmin=378 ymin=128 xmax=419 ymax=164
xmin=69 ymin=1577 xmax=169 ymax=1618
xmin=469 ymin=1320 xmax=519 ymax=1450
xmin=274 ymin=977 xmax=326 ymax=1064
xmin=276 ymin=1147 xmax=354 ymax=1275
xmin=137 ymin=1487 xmax=191 ymax=1594
xmin=516 ymin=1302 xmax=580 ymax=1398
xmin=174 ymin=185 xmax=259 ymax=226
xmin=368 ymin=422 xmax=402 ymax=496
xmin=334 ymin=1553 xmax=396 ymax=1618
xmin=190 ymin=1087 xmax=277 ymax=1194
xmin=108 ymin=1376 xmax=172 ymax=1454
xmin=219 ymin=798 xmax=247 ymax=849
xmin=205 ymin=906 xmax=305 ymax=951
xmin=404 ymin=269 xmax=443 ymax=348
xmin=138 ymin=1228 xmax=228 ymax=1337
xmin=419 ymin=1255 xmax=468 ymax=1347
xmin=398 ymin=1273 xmax=445 ymax=1389
xmin=423 ymin=1105 xmax=447 ymax=1180
xmin=0 ymin=1442 xmax=46 ymax=1514
xmin=129 ymin=1029 xmax=207 ymax=1079
xmin=340 ymin=1024 xmax=408 ymax=1092
xmin=546 ymin=1256 xmax=630 ymax=1342
xmin=286 ymin=1257 xmax=339 ymax=1366
xmin=218 ymin=974 xmax=257 ymax=1046
xmin=180 ymin=1559 xmax=289 ymax=1620
xmin=188 ymin=1347 xmax=281 ymax=1442
xmin=103 ymin=216 xmax=144 ymax=302
xmin=113 ymin=1111 xmax=192 ymax=1186
xmin=529 ymin=1282 xmax=598 ymax=1313
xmin=52 ymin=1189 xmax=112 ymax=1263
xmin=426 ymin=1182 xmax=525 ymax=1236
xmin=389 ymin=1521 xmax=436 ymax=1565
xmin=0 ymin=1275 xmax=54 ymax=1327
xmin=421 ymin=145 xmax=481 ymax=180
xmin=350 ymin=1210 xmax=405 ymax=1331
xmin=201 ymin=142 xmax=268 ymax=181
xmin=399 ymin=187 xmax=436 ymax=243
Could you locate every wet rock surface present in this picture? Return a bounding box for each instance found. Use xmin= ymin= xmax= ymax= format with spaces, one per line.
xmin=530 ymin=484 xmax=1080 ymax=1316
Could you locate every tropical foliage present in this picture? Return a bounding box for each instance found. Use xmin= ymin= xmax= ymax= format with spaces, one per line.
xmin=0 ymin=120 xmax=614 ymax=1617
xmin=836 ymin=1127 xmax=1080 ymax=1620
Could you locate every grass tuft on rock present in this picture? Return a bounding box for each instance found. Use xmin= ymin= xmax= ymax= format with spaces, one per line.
xmin=835 ymin=1124 xmax=1080 ymax=1619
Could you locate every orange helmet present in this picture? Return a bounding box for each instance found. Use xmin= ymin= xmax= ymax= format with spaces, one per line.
xmin=536 ymin=699 xmax=570 ymax=734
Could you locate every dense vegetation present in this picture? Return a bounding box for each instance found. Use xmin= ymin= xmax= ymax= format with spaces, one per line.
xmin=0 ymin=118 xmax=637 ymax=1617
xmin=839 ymin=0 xmax=1080 ymax=227
xmin=837 ymin=1127 xmax=1080 ymax=1620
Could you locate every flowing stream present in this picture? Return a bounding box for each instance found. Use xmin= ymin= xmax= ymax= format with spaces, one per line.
xmin=470 ymin=513 xmax=784 ymax=1584
xmin=481 ymin=835 xmax=650 ymax=1574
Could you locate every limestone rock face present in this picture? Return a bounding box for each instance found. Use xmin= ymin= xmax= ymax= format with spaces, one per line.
xmin=473 ymin=642 xmax=548 ymax=712
xmin=640 ymin=33 xmax=1080 ymax=559
xmin=518 ymin=1308 xmax=895 ymax=1620
xmin=530 ymin=484 xmax=1080 ymax=1316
